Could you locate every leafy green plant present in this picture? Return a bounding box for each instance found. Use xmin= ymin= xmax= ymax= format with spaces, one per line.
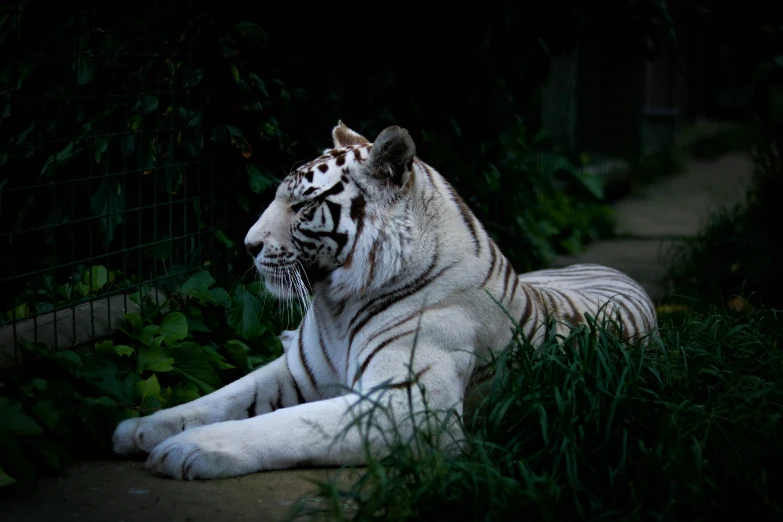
xmin=0 ymin=269 xmax=297 ymax=488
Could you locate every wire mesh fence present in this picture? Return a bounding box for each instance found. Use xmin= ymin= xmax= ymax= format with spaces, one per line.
xmin=0 ymin=4 xmax=224 ymax=366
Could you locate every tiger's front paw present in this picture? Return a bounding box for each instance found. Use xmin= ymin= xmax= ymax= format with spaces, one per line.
xmin=113 ymin=409 xmax=206 ymax=455
xmin=145 ymin=421 xmax=260 ymax=480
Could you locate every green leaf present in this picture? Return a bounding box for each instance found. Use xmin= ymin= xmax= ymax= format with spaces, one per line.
xmin=129 ymin=114 xmax=143 ymax=132
xmin=83 ymin=265 xmax=109 ymax=292
xmin=90 ymin=177 xmax=125 ymax=245
xmin=4 ymin=301 xmax=29 ymax=321
xmin=200 ymin=343 xmax=236 ymax=371
xmin=172 ymin=342 xmax=223 ymax=393
xmin=123 ymin=313 xmax=145 ymax=340
xmin=210 ymin=287 xmax=231 ymax=307
xmin=226 ymin=284 xmax=267 ymax=341
xmin=20 ymin=340 xmax=81 ymax=373
xmin=247 ymin=161 xmax=272 ymax=193
xmin=179 ymin=271 xmax=216 ymax=302
xmin=0 ymin=466 xmax=17 ymax=487
xmin=78 ymin=357 xmax=136 ymax=404
xmin=73 ymin=50 xmax=95 ymax=85
xmin=40 ymin=141 xmax=83 ymax=179
xmin=248 ymin=73 xmax=269 ymax=97
xmin=0 ymin=397 xmax=43 ymax=435
xmin=140 ymin=325 xmax=160 ymax=346
xmin=186 ymin=314 xmax=212 ymax=333
xmin=114 ymin=344 xmax=134 ymax=357
xmin=170 ymin=367 xmax=217 ymax=395
xmin=230 ymin=63 xmax=240 ymax=83
xmin=94 ymin=340 xmax=116 ymax=355
xmin=234 ymin=21 xmax=268 ymax=42
xmin=93 ymin=136 xmax=109 ymax=164
xmin=137 ymin=374 xmax=161 ymax=398
xmin=573 ymin=172 xmax=605 ymax=200
xmin=30 ymin=400 xmax=67 ymax=433
xmin=19 ymin=378 xmax=47 ymax=398
xmin=223 ymin=339 xmax=253 ymax=373
xmin=215 ymin=229 xmax=235 ymax=248
xmin=136 ymin=343 xmax=175 ymax=373
xmin=159 ymin=312 xmax=188 ymax=344
xmin=224 ymin=125 xmax=245 ymax=144
xmin=171 ymin=382 xmax=201 ymax=405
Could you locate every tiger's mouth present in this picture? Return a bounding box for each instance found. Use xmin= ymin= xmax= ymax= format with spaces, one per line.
xmin=256 ymin=261 xmax=330 ymax=299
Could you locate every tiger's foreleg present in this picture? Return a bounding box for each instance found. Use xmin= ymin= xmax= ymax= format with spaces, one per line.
xmin=112 ymin=350 xmax=307 ymax=455
xmin=143 ymin=345 xmax=467 ymax=479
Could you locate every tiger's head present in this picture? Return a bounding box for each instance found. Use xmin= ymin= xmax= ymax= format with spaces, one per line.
xmin=245 ymin=121 xmax=418 ymax=301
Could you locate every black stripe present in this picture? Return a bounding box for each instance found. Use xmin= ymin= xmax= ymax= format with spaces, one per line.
xmin=499 ymin=259 xmax=514 ymax=302
xmin=353 ymin=329 xmax=417 ymax=386
xmin=508 ymin=278 xmax=519 ymax=306
xmin=347 ymin=246 xmax=440 ymax=332
xmin=285 ymin=358 xmax=307 ymax=405
xmin=247 ymin=398 xmax=257 ymax=418
xmin=518 ymin=286 xmax=533 ymax=337
xmin=480 ymin=241 xmax=498 ymax=288
xmin=315 ymin=311 xmax=338 ymax=375
xmin=346 ymin=261 xmax=455 ymax=374
xmin=444 ymin=181 xmax=481 ymax=256
xmin=388 ymin=365 xmax=432 ymax=389
xmin=362 ymin=310 xmax=422 ymax=352
xmin=298 ymin=315 xmax=318 ymax=390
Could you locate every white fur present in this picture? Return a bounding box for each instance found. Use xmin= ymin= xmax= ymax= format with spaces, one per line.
xmin=112 ymin=122 xmax=657 ymax=479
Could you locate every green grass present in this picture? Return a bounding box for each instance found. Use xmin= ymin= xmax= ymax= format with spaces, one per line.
xmin=288 ymin=308 xmax=783 ymax=521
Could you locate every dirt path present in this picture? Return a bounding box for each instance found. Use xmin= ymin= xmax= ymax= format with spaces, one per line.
xmin=0 ymin=154 xmax=755 ymax=522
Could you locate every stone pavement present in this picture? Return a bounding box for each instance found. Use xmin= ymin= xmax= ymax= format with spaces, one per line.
xmin=0 ymin=153 xmax=755 ymax=522
xmin=551 ymin=153 xmax=754 ymax=303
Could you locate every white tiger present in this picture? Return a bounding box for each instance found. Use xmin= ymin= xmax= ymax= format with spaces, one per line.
xmin=112 ymin=121 xmax=657 ymax=479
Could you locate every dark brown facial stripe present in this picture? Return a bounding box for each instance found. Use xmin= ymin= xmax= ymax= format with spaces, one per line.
xmin=342 ymin=196 xmax=366 ymax=269
xmin=365 ymin=239 xmax=379 ymax=290
xmin=444 ymin=181 xmax=481 ymax=256
xmin=352 ymin=329 xmax=417 ymax=386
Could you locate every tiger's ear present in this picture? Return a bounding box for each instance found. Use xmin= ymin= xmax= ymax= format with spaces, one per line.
xmin=332 ymin=120 xmax=370 ymax=148
xmin=367 ymin=126 xmax=416 ymax=186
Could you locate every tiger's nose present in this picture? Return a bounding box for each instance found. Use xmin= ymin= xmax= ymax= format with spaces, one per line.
xmin=246 ymin=241 xmax=263 ymax=258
